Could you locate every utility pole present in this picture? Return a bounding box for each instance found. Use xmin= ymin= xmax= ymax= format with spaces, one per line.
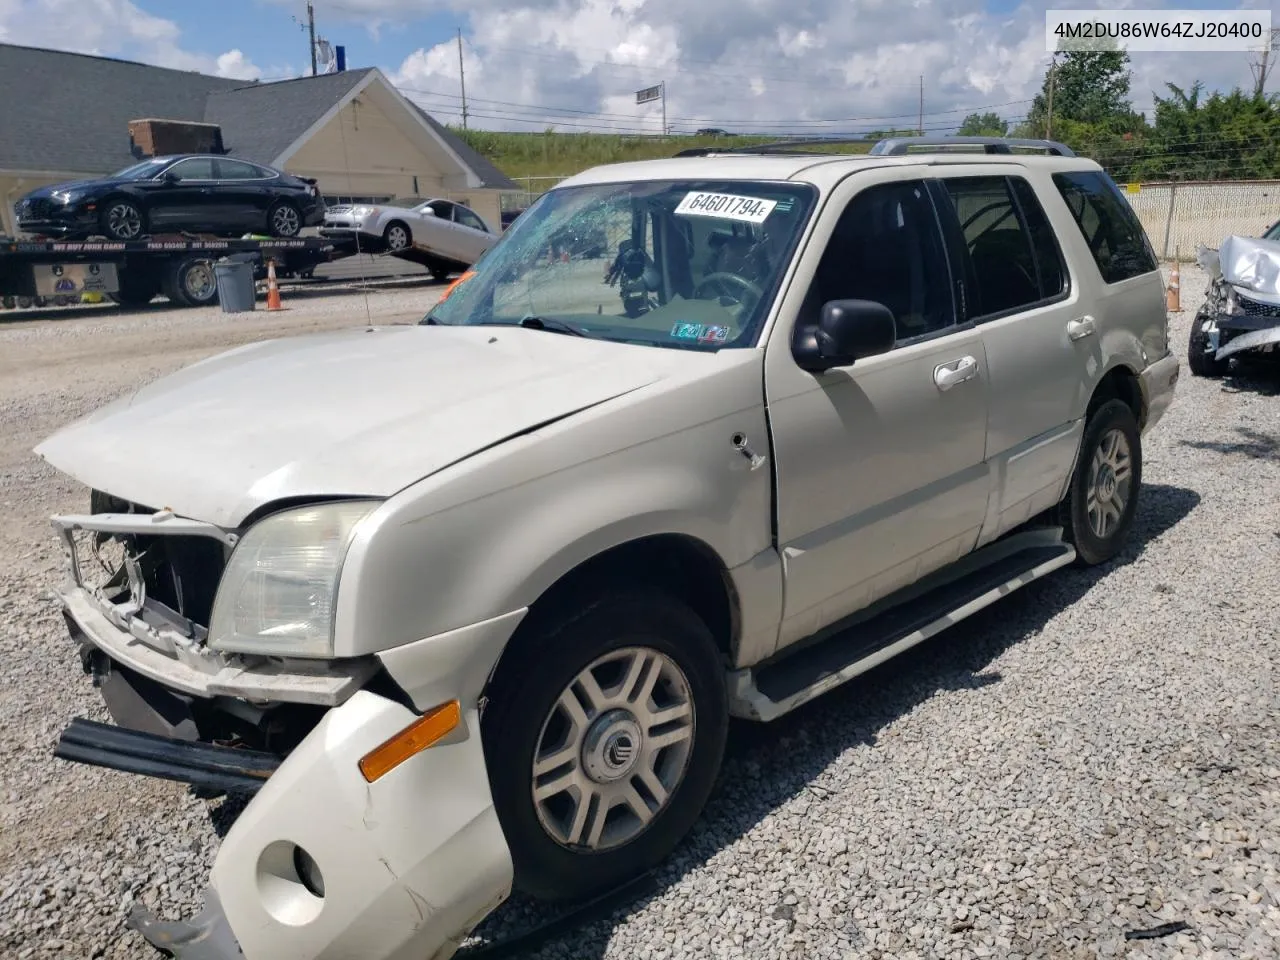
xmin=661 ymin=80 xmax=667 ymax=136
xmin=307 ymin=2 xmax=317 ymax=76
xmin=457 ymin=29 xmax=469 ymax=129
xmin=1249 ymin=27 xmax=1280 ymax=97
xmin=1045 ymin=55 xmax=1057 ymax=140
xmin=918 ymin=75 xmax=923 ymax=135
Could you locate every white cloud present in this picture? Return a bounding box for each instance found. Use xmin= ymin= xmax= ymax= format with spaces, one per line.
xmin=377 ymin=0 xmax=1259 ymax=137
xmin=0 ymin=0 xmax=270 ymax=80
xmin=215 ymin=49 xmax=263 ymax=81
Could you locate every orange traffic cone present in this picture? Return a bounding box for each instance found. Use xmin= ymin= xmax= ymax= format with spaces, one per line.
xmin=266 ymin=258 xmax=284 ymax=311
xmin=1166 ymin=254 xmax=1180 ymax=312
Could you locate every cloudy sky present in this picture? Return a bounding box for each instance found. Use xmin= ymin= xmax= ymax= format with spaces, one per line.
xmin=0 ymin=0 xmax=1272 ymax=135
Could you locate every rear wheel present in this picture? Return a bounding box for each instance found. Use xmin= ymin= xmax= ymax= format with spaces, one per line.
xmin=267 ymin=201 xmax=301 ymax=238
xmin=1187 ymin=310 xmax=1230 ymax=377
xmin=1058 ymin=399 xmax=1142 ymax=566
xmin=162 ymin=257 xmax=218 ymax=307
xmin=482 ymin=590 xmax=728 ymax=901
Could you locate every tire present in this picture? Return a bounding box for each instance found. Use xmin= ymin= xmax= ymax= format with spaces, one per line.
xmin=1058 ymin=398 xmax=1142 ymax=567
xmin=267 ymin=201 xmax=302 ymax=238
xmin=108 ymin=268 xmax=161 ymax=307
xmin=1187 ymin=310 xmax=1230 ymax=377
xmin=162 ymin=257 xmax=218 ymax=308
xmin=481 ymin=589 xmax=728 ymax=902
xmin=383 ymin=220 xmax=412 ymax=252
xmin=99 ymin=198 xmax=146 ymax=241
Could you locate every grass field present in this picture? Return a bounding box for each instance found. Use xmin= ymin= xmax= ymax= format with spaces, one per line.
xmin=451 ymin=129 xmax=878 ymax=188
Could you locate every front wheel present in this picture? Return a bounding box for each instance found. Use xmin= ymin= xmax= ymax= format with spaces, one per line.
xmin=1059 ymin=399 xmax=1143 ymax=566
xmin=383 ymin=220 xmax=412 ymax=252
xmin=100 ymin=199 xmax=146 ymax=241
xmin=1187 ymin=310 xmax=1229 ymax=378
xmin=482 ymin=590 xmax=728 ymax=901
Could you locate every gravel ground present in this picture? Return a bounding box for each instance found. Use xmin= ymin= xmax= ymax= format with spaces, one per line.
xmin=1 ymin=263 xmax=1278 ymax=960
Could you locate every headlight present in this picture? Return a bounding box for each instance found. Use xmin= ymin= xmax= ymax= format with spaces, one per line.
xmin=208 ymin=500 xmax=379 ymax=658
xmin=52 ymin=190 xmax=83 ymax=204
xmin=351 ymin=206 xmax=379 ymax=217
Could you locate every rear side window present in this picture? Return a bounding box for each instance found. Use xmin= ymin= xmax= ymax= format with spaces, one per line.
xmin=940 ymin=176 xmax=1067 ymax=318
xmin=1052 ymin=171 xmax=1158 ymax=284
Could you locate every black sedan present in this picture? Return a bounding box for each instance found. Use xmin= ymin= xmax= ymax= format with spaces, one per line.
xmin=16 ymin=155 xmax=326 ymax=241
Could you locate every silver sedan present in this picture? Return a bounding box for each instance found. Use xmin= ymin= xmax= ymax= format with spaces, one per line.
xmin=319 ymin=197 xmax=499 ymax=278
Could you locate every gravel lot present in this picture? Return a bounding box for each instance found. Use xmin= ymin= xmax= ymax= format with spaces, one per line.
xmin=1 ymin=264 xmax=1278 ymax=960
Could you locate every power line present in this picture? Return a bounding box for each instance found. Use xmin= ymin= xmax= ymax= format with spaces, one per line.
xmin=396 ymin=83 xmax=1034 ymax=127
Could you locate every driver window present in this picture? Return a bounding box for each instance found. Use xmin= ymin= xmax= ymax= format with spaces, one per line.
xmin=804 ymin=179 xmax=955 ymax=342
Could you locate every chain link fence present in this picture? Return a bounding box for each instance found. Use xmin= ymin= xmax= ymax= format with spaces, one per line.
xmin=1124 ymin=179 xmax=1280 ymax=260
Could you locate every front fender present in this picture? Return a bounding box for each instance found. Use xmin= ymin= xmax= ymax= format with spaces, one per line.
xmin=332 ymin=356 xmax=773 ymax=659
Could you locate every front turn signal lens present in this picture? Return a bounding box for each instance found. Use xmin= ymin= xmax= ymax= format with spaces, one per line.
xmin=358 ymin=700 xmax=461 ymax=782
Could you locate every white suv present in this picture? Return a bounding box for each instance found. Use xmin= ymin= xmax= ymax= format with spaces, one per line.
xmin=36 ymin=136 xmax=1179 ymax=960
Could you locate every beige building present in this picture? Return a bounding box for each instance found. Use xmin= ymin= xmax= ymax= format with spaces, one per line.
xmin=0 ymin=43 xmax=518 ymax=238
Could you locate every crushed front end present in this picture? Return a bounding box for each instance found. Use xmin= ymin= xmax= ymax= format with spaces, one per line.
xmin=1191 ymin=235 xmax=1280 ymax=370
xmin=47 ymin=492 xmax=515 ymax=960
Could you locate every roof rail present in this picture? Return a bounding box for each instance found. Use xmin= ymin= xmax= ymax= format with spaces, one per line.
xmin=673 ymin=137 xmax=875 ymax=158
xmin=868 ymin=135 xmax=1076 ymax=157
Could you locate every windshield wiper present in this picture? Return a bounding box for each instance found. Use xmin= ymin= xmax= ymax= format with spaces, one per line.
xmin=516 ymin=315 xmax=588 ymax=337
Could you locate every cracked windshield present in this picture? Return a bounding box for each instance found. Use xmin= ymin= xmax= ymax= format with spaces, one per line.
xmin=423 ymin=179 xmax=816 ymax=349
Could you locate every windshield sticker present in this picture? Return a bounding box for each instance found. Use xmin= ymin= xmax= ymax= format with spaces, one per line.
xmin=671 ymin=322 xmax=704 ymax=340
xmin=698 ymin=325 xmax=731 ymax=343
xmin=675 ymin=191 xmax=778 ymax=224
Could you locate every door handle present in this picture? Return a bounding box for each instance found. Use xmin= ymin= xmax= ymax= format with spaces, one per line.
xmin=933 ymin=355 xmax=978 ymax=391
xmin=1067 ymin=315 xmax=1096 ymax=341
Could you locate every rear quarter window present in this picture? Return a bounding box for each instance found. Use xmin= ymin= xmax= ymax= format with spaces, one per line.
xmin=1052 ymin=171 xmax=1158 ymax=284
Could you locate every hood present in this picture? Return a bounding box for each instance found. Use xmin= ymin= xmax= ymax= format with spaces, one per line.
xmin=1204 ymin=234 xmax=1280 ymax=308
xmin=35 ymin=325 xmax=705 ymax=527
xmin=23 ymin=178 xmax=126 ymax=199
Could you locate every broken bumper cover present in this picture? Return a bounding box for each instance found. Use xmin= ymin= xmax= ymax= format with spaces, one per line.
xmin=130 ymin=689 xmax=513 ymax=960
xmin=1214 ymin=312 xmax=1280 ymax=361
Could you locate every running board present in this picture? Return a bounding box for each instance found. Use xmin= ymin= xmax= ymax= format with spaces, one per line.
xmin=727 ymin=529 xmax=1077 ymax=722
xmin=54 ymin=717 xmax=281 ymax=795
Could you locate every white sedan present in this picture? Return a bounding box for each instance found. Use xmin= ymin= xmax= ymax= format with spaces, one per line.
xmin=319 ymin=197 xmax=499 ymax=278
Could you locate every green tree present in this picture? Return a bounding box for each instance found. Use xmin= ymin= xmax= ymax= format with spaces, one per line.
xmin=1133 ymin=82 xmax=1280 ymax=180
xmin=957 ymin=112 xmax=1008 ymax=136
xmin=1026 ymin=50 xmax=1134 ymax=133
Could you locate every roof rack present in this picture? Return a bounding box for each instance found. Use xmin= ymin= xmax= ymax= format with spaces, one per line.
xmin=672 ymin=134 xmax=1076 ymax=160
xmin=868 ymin=135 xmax=1076 ymax=157
xmin=673 ymin=137 xmax=873 ymax=158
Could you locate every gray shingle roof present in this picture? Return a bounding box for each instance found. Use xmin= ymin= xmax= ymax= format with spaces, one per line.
xmin=0 ymin=43 xmax=517 ymax=191
xmin=203 ymin=68 xmax=374 ymax=164
xmin=0 ymin=43 xmax=238 ymax=174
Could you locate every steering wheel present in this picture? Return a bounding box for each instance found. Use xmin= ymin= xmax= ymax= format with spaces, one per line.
xmin=693 ymin=271 xmax=764 ymax=309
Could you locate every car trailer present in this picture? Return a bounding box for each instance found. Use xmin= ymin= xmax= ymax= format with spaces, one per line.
xmin=0 ymin=234 xmax=346 ymax=311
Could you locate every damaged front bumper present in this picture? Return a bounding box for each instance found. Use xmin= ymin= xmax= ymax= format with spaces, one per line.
xmin=48 ymin=510 xmax=518 ymax=960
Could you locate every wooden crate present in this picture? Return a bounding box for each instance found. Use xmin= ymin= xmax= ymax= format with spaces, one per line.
xmin=128 ymin=119 xmax=225 ymax=157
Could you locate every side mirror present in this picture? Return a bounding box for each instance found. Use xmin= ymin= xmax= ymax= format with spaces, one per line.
xmin=794 ymin=299 xmax=896 ymax=373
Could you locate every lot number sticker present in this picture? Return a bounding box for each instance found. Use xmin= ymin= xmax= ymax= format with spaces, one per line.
xmin=675 ymin=191 xmax=778 ymax=224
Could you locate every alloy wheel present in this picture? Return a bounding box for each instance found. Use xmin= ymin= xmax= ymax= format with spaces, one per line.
xmin=531 ymin=646 xmax=695 ymax=852
xmin=1086 ymin=427 xmax=1133 ymax=539
xmin=107 ymin=203 xmax=142 ymax=240
xmin=272 ymin=205 xmax=300 ymax=236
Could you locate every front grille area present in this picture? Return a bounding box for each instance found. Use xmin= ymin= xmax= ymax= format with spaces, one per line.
xmin=18 ymin=198 xmax=57 ymax=219
xmin=1238 ymin=294 xmax=1280 ymax=321
xmin=86 ymin=491 xmax=227 ymax=633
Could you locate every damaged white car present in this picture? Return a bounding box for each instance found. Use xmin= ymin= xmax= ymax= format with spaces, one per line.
xmin=1189 ymin=226 xmax=1280 ymax=377
xmin=37 ymin=136 xmax=1178 ymax=960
